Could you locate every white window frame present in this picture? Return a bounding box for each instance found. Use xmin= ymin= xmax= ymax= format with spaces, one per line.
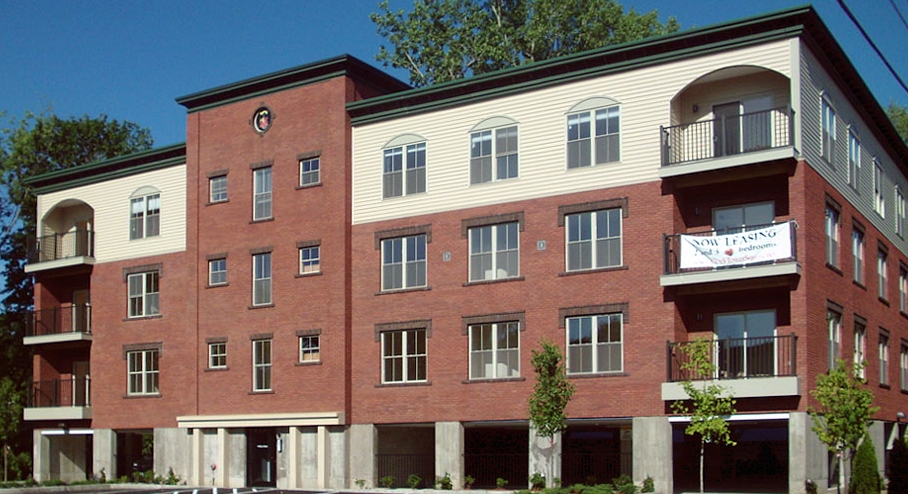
xmin=381 ymin=329 xmax=427 ymax=383
xmin=208 ymin=342 xmax=227 ymax=369
xmin=825 ymin=206 xmax=839 ymax=267
xmin=252 ymin=339 xmax=272 ymax=392
xmin=209 ymin=175 xmax=227 ymax=203
xmin=468 ymin=322 xmax=519 ymax=379
xmin=381 ymin=235 xmax=427 ymax=291
xmin=299 ymin=335 xmax=320 ymax=362
xmin=854 ymin=322 xmax=866 ymax=378
xmin=874 ymin=160 xmax=886 ymax=218
xmin=127 ymin=349 xmax=159 ymax=395
xmin=299 ymin=157 xmax=320 ymax=186
xmin=130 ymin=192 xmax=161 ymax=240
xmin=852 ymin=228 xmax=864 ymax=284
xmin=879 ymin=249 xmax=888 ymax=300
xmin=128 ymin=271 xmax=159 ymax=318
xmin=827 ymin=309 xmax=841 ymax=371
xmin=253 ymin=252 xmax=272 ymax=306
xmin=848 ymin=130 xmax=861 ymax=189
xmin=900 ymin=343 xmax=908 ymax=391
xmin=253 ymin=167 xmax=272 ymax=220
xmin=897 ymin=186 xmax=906 ymax=237
xmin=566 ymin=209 xmax=622 ymax=271
xmin=383 ymin=142 xmax=426 ymax=198
xmin=880 ymin=332 xmax=890 ymax=386
xmin=566 ymin=313 xmax=623 ymax=374
xmin=299 ymin=246 xmax=320 ymax=274
xmin=567 ymin=105 xmax=620 ymax=169
xmin=821 ymin=97 xmax=836 ymax=163
xmin=901 ymin=267 xmax=908 ymax=314
xmin=469 ymin=223 xmax=519 ymax=281
xmin=208 ymin=258 xmax=227 ymax=286
xmin=470 ymin=125 xmax=518 ymax=184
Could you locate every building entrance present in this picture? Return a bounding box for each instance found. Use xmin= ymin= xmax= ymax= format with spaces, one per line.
xmin=246 ymin=428 xmax=276 ymax=487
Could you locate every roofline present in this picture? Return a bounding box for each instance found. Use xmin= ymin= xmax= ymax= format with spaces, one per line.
xmin=176 ymin=54 xmax=410 ymax=113
xmin=25 ymin=143 xmax=187 ymax=194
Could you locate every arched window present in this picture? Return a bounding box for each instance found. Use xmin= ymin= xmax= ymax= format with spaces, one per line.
xmin=469 ymin=116 xmax=519 ymax=184
xmin=566 ymin=97 xmax=621 ymax=169
xmin=382 ymin=134 xmax=427 ymax=198
xmin=129 ymin=186 xmax=161 ymax=240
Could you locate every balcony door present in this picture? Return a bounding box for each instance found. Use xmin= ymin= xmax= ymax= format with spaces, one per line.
xmin=713 ymin=201 xmax=774 ymax=234
xmin=72 ymin=289 xmax=90 ymax=333
xmin=715 ymin=310 xmax=777 ymax=378
xmin=713 ymin=95 xmax=773 ymax=157
xmin=73 ymin=361 xmax=89 ymax=406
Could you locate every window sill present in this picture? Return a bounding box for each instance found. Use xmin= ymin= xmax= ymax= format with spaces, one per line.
xmin=375 ymin=286 xmax=431 ymax=296
xmin=123 ymin=314 xmax=163 ymax=322
xmin=248 ymin=390 xmax=274 ymax=395
xmin=294 ymin=271 xmax=322 ymax=279
xmin=295 ymin=360 xmax=322 ymax=367
xmin=249 ymin=217 xmax=274 ymax=225
xmin=825 ymin=263 xmax=843 ymax=276
xmin=463 ymin=276 xmax=524 ymax=287
xmin=296 ymin=182 xmax=322 ymax=190
xmin=559 ymin=265 xmax=628 ymax=277
xmin=567 ymin=372 xmax=629 ymax=379
xmin=852 ymin=280 xmax=866 ymax=290
xmin=901 ymin=389 xmax=908 ymax=395
xmin=206 ymin=282 xmax=229 ymax=289
xmin=901 ymin=311 xmax=908 ymax=320
xmin=123 ymin=393 xmax=161 ymax=399
xmin=375 ymin=380 xmax=432 ymax=388
xmin=205 ymin=366 xmax=229 ymax=372
xmin=880 ymin=383 xmax=891 ymax=390
xmin=206 ymin=199 xmax=229 ymax=206
xmin=462 ymin=376 xmax=526 ymax=384
xmin=879 ymin=297 xmax=891 ymax=307
xmin=248 ymin=303 xmax=274 ymax=310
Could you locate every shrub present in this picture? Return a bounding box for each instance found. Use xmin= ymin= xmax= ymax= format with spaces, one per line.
xmin=641 ymin=477 xmax=654 ymax=493
xmin=356 ymin=478 xmax=368 ymax=489
xmin=40 ymin=478 xmax=66 ymax=487
xmin=407 ymin=474 xmax=422 ymax=489
xmin=530 ymin=472 xmax=547 ymax=490
xmin=436 ymin=473 xmax=452 ymax=490
xmin=381 ymin=475 xmax=395 ymax=488
xmin=464 ymin=475 xmax=475 ymax=489
xmin=805 ymin=479 xmax=818 ymax=494
xmin=851 ymin=433 xmax=881 ymax=494
xmin=497 ymin=477 xmax=509 ymax=489
xmin=164 ymin=467 xmax=182 ymax=485
xmin=890 ymin=438 xmax=908 ymax=494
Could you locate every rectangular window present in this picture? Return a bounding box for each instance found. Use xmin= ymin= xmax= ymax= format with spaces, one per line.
xmin=128 ymin=271 xmax=159 ymax=318
xmin=381 ymin=329 xmax=426 ymax=383
xmin=821 ymin=98 xmax=836 ymax=162
xmin=900 ymin=343 xmax=908 ymax=391
xmin=299 ymin=246 xmax=320 ymax=274
xmin=209 ymin=258 xmax=227 ymax=286
xmin=827 ymin=309 xmax=841 ymax=370
xmin=469 ymin=322 xmax=519 ymax=379
xmin=879 ymin=249 xmax=888 ymax=300
xmin=825 ymin=206 xmax=839 ymax=267
xmin=253 ymin=167 xmax=272 ymax=220
xmin=130 ymin=193 xmax=161 ymax=240
xmin=253 ymin=253 xmax=272 ymax=306
xmin=854 ymin=321 xmax=866 ymax=378
xmin=470 ymin=126 xmax=518 ymax=184
xmin=127 ymin=349 xmax=159 ymax=395
xmin=252 ymin=339 xmax=272 ymax=391
xmin=874 ymin=161 xmax=886 ymax=217
xmin=715 ymin=310 xmax=777 ymax=378
xmin=381 ymin=235 xmax=426 ymax=290
xmin=853 ymin=228 xmax=864 ymax=284
xmin=897 ymin=187 xmax=906 ymax=237
xmin=383 ymin=143 xmax=426 ymax=198
xmin=208 ymin=342 xmax=227 ymax=369
xmin=567 ymin=313 xmax=623 ymax=374
xmin=901 ymin=267 xmax=908 ymax=313
xmin=567 ymin=106 xmax=620 ymax=168
xmin=848 ymin=130 xmax=861 ymax=189
xmin=299 ymin=335 xmax=320 ymax=362
xmin=210 ymin=175 xmax=227 ymax=203
xmin=566 ymin=209 xmax=622 ymax=271
xmin=880 ymin=332 xmax=890 ymax=386
xmin=299 ymin=157 xmax=320 ymax=186
xmin=469 ymin=223 xmax=519 ymax=281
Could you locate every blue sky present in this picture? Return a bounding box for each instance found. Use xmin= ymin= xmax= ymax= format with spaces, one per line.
xmin=2 ymin=0 xmax=907 ymax=147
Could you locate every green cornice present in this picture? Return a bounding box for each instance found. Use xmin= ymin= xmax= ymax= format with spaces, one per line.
xmin=26 ymin=143 xmax=187 ymax=194
xmin=176 ymin=54 xmax=409 ymax=113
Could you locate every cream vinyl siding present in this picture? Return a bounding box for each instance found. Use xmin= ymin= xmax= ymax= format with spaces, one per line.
xmin=36 ymin=165 xmax=187 ymax=263
xmin=798 ymin=43 xmax=908 ymax=257
xmin=352 ymin=40 xmax=794 ymax=225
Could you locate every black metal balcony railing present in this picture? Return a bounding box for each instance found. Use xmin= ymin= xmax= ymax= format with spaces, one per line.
xmin=660 ymin=106 xmax=795 ymax=166
xmin=26 ymin=304 xmax=91 ymax=337
xmin=27 ymin=229 xmax=94 ymax=263
xmin=663 ymin=220 xmax=798 ymax=275
xmin=666 ymin=334 xmax=797 ymax=382
xmin=29 ymin=376 xmax=91 ymax=408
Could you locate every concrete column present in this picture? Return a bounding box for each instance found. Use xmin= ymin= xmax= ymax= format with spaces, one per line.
xmin=190 ymin=429 xmax=204 ymax=487
xmin=870 ymin=421 xmax=886 ymax=486
xmin=92 ymin=429 xmax=116 ymax=481
xmin=328 ymin=426 xmax=348 ymax=488
xmin=154 ymin=428 xmax=191 ymax=482
xmin=32 ymin=430 xmax=49 ymax=483
xmin=317 ymin=426 xmax=330 ymax=488
xmin=790 ymin=412 xmax=829 ymax=494
xmin=632 ymin=417 xmax=672 ymax=494
xmin=349 ymin=424 xmax=377 ymax=488
xmin=435 ymin=422 xmax=464 ymax=488
xmin=216 ymin=428 xmax=229 ymax=487
xmin=529 ymin=427 xmax=561 ymax=488
xmin=288 ymin=427 xmax=302 ymax=488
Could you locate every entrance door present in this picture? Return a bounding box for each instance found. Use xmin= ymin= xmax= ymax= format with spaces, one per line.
xmin=73 ymin=361 xmax=89 ymax=406
xmin=74 ymin=220 xmax=92 ymax=257
xmin=246 ymin=428 xmax=276 ymax=487
xmin=715 ymin=310 xmax=776 ymax=378
xmin=742 ymin=95 xmax=773 ymax=152
xmin=713 ymin=102 xmax=741 ymax=157
xmin=72 ymin=289 xmax=90 ymax=334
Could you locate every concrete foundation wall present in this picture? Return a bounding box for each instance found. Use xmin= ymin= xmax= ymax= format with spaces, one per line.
xmin=529 ymin=428 xmax=561 ymax=488
xmin=154 ymin=428 xmax=191 ymax=482
xmin=350 ymin=424 xmax=377 ymax=487
xmin=328 ymin=426 xmax=347 ymax=488
xmin=92 ymin=429 xmax=116 ymax=480
xmin=632 ymin=417 xmax=672 ymax=494
xmin=790 ymin=412 xmax=834 ymax=494
xmin=869 ymin=421 xmax=885 ymax=485
xmin=435 ymin=422 xmax=464 ymax=488
xmin=36 ymin=433 xmax=89 ymax=483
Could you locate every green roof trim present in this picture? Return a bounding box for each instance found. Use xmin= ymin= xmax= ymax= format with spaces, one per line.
xmin=176 ymin=54 xmax=409 ymax=113
xmin=26 ymin=143 xmax=187 ymax=194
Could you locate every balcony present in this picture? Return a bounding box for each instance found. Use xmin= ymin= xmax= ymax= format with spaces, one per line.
xmin=661 ymin=220 xmax=800 ymax=287
xmin=659 ymin=107 xmax=797 ymax=179
xmin=662 ymin=334 xmax=800 ymax=400
xmin=24 ymin=377 xmax=92 ymax=421
xmin=24 ymin=304 xmax=92 ymax=345
xmin=25 ymin=229 xmax=95 ymax=274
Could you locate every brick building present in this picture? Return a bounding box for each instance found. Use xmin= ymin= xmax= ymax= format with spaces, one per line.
xmin=22 ymin=6 xmax=908 ymax=493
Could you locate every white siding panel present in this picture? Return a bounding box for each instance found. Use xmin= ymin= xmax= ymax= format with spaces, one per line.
xmin=37 ymin=165 xmax=187 ymax=263
xmin=353 ymin=40 xmax=794 ymax=225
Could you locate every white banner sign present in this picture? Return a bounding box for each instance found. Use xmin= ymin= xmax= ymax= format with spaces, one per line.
xmin=679 ymin=222 xmax=793 ymax=269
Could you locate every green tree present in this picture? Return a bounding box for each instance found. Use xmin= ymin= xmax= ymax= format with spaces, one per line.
xmin=528 ymin=338 xmax=575 ymax=488
xmin=888 ymin=436 xmax=908 ymax=494
xmin=888 ymin=102 xmax=908 ymax=145
xmin=809 ymin=360 xmax=879 ymax=492
xmin=0 ymin=112 xmax=153 ymax=473
xmin=850 ymin=433 xmax=880 ymax=494
xmin=372 ymin=0 xmax=679 ymax=86
xmin=670 ymin=338 xmax=737 ymax=494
